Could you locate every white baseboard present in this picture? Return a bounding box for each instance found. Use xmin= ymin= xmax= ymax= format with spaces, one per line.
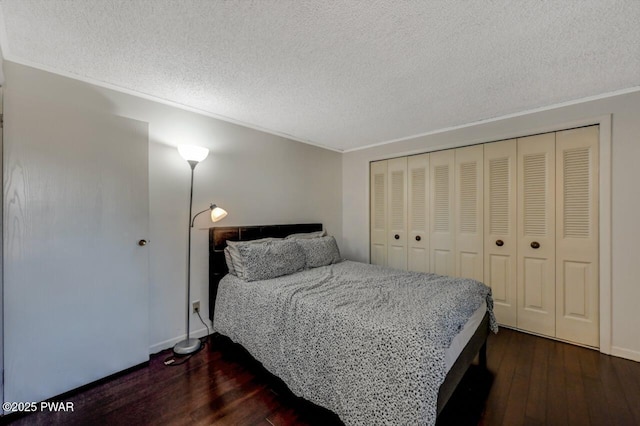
xmin=149 ymin=324 xmax=213 ymax=354
xmin=610 ymin=346 xmax=640 ymax=363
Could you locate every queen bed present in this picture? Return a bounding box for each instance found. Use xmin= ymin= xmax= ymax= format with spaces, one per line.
xmin=209 ymin=224 xmax=497 ymax=425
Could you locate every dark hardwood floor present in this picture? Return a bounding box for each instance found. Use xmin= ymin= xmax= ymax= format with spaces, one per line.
xmin=5 ymin=328 xmax=640 ymax=426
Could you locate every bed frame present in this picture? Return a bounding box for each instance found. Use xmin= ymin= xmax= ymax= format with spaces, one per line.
xmin=208 ymin=223 xmax=489 ymax=416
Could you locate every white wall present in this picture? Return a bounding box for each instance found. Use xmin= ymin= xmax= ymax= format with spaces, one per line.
xmin=342 ymin=91 xmax=640 ymax=361
xmin=3 ymin=61 xmax=342 ymax=354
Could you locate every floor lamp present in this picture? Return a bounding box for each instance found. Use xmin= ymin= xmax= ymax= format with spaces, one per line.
xmin=174 ymin=145 xmax=228 ymax=355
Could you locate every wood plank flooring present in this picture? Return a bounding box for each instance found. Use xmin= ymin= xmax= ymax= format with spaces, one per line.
xmin=5 ymin=328 xmax=640 ymax=426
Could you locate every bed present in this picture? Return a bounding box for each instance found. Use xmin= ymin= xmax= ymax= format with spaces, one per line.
xmin=209 ymin=224 xmax=497 ymax=425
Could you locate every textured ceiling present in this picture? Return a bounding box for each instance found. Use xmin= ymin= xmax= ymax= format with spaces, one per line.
xmin=1 ymin=1 xmax=639 ymax=151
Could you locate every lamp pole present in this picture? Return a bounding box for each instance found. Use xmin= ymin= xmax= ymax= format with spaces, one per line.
xmin=174 ymin=160 xmax=202 ymax=355
xmin=174 ymin=145 xmax=226 ymax=356
xmin=185 ymin=160 xmax=197 ymax=343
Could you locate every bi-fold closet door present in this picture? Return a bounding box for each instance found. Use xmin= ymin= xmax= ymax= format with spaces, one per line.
xmin=370 ymin=155 xmax=431 ymax=272
xmin=516 ymin=133 xmax=557 ymax=336
xmin=370 ymin=160 xmax=388 ymax=266
xmin=428 ymin=146 xmax=485 ymax=279
xmin=387 ymin=157 xmax=408 ymax=270
xmin=370 ymin=125 xmax=599 ymax=347
xmin=484 ymin=140 xmax=518 ymax=328
xmin=484 ymin=134 xmax=558 ymax=333
xmin=555 ymin=127 xmax=599 ymax=347
xmin=408 ymin=154 xmax=430 ymax=272
xmin=369 ymin=157 xmax=410 ymax=270
xmin=370 ymin=146 xmax=485 ymax=279
xmin=429 ymin=150 xmax=455 ymax=276
xmin=454 ymin=145 xmax=484 ymax=281
xmin=482 ymin=127 xmax=599 ymax=346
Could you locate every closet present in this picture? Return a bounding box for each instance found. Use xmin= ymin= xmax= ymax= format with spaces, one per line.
xmin=370 ymin=125 xmax=599 ymax=347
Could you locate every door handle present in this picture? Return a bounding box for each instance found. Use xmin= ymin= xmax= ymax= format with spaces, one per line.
xmin=138 ymin=239 xmax=148 ymax=246
xmin=415 ymin=235 xmax=421 ymax=241
xmin=394 ymin=234 xmax=400 ymax=240
xmin=531 ymin=241 xmax=540 ymax=249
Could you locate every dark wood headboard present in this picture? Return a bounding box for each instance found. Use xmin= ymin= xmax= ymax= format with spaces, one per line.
xmin=208 ymin=223 xmax=323 ymax=322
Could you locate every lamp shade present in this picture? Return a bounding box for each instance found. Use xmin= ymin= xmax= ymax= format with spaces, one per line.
xmin=178 ymin=145 xmax=209 ymax=163
xmin=211 ymin=206 xmax=228 ymax=222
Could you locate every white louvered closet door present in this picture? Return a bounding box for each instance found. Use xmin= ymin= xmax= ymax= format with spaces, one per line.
xmin=517 ymin=133 xmax=556 ymax=336
xmin=484 ymin=140 xmax=517 ymax=327
xmin=430 ymin=150 xmax=456 ymax=276
xmin=387 ymin=157 xmax=408 ymax=270
xmin=455 ymin=145 xmax=484 ymax=280
xmin=556 ymin=126 xmax=599 ymax=346
xmin=408 ymin=154 xmax=430 ymax=272
xmin=370 ymin=160 xmax=388 ymax=266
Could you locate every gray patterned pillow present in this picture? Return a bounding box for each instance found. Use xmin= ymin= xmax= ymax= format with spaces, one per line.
xmin=236 ymin=240 xmax=305 ymax=282
xmin=297 ymin=236 xmax=342 ymax=268
xmin=226 ymin=238 xmax=281 ymax=279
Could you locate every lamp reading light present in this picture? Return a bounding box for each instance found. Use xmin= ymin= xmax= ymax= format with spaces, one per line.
xmin=191 ymin=204 xmax=228 ymax=227
xmin=211 ymin=205 xmax=228 ymax=222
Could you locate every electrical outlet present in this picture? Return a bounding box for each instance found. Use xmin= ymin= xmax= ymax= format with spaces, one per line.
xmin=192 ymin=300 xmax=200 ymax=314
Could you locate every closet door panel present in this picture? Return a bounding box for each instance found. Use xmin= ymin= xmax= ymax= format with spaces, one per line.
xmin=387 ymin=157 xmax=408 ymax=270
xmin=517 ymin=133 xmax=556 ymax=336
xmin=484 ymin=139 xmax=517 ymax=327
xmin=408 ymin=154 xmax=430 ymax=272
xmin=370 ymin=160 xmax=387 ymax=266
xmin=556 ymin=126 xmax=599 ymax=347
xmin=430 ymin=150 xmax=455 ymax=276
xmin=455 ymin=145 xmax=484 ymax=280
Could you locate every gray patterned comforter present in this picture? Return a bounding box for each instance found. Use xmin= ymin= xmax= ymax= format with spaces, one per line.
xmin=214 ymin=261 xmax=497 ymax=425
